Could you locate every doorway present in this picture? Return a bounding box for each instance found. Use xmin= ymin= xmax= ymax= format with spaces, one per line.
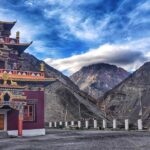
xmin=0 ymin=114 xmax=4 ymax=130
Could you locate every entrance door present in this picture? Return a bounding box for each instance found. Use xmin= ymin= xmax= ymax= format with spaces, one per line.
xmin=0 ymin=114 xmax=4 ymax=130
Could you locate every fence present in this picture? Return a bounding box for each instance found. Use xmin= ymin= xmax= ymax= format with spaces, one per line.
xmin=47 ymin=118 xmax=146 ymax=131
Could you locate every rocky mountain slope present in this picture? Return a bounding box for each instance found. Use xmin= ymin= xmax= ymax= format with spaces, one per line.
xmin=21 ymin=53 xmax=106 ymax=122
xmin=100 ymin=62 xmax=150 ymax=128
xmin=70 ymin=63 xmax=129 ymax=100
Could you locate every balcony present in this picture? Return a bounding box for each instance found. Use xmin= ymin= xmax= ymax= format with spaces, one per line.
xmin=0 ymin=69 xmax=45 ymax=81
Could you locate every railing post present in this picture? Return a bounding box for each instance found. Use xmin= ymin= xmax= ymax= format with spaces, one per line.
xmin=71 ymin=121 xmax=74 ymax=126
xmin=103 ymin=119 xmax=107 ymax=129
xmin=125 ymin=119 xmax=129 ymax=131
xmin=49 ymin=122 xmax=52 ymax=128
xmin=138 ymin=119 xmax=143 ymax=130
xmin=59 ymin=121 xmax=62 ymax=126
xmin=94 ymin=120 xmax=97 ymax=129
xmin=78 ymin=121 xmax=81 ymax=128
xmin=113 ymin=119 xmax=117 ymax=129
xmin=54 ymin=122 xmax=57 ymax=128
xmin=85 ymin=120 xmax=89 ymax=129
xmin=65 ymin=121 xmax=68 ymax=127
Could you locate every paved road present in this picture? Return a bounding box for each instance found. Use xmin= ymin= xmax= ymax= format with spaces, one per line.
xmin=0 ymin=130 xmax=150 ymax=150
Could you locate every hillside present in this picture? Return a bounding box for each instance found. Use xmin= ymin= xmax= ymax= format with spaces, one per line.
xmin=100 ymin=62 xmax=150 ymax=127
xmin=21 ymin=53 xmax=106 ymax=122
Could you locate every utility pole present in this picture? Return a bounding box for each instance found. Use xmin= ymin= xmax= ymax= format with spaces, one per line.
xmin=65 ymin=104 xmax=68 ymax=121
xmin=139 ymin=90 xmax=143 ymax=119
xmin=79 ymin=102 xmax=81 ymax=119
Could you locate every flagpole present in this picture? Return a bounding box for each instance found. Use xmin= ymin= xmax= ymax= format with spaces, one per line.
xmin=139 ymin=91 xmax=143 ymax=119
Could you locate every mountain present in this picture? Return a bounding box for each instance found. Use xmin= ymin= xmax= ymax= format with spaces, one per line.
xmin=21 ymin=53 xmax=106 ymax=122
xmin=70 ymin=63 xmax=129 ymax=100
xmin=100 ymin=62 xmax=150 ymax=128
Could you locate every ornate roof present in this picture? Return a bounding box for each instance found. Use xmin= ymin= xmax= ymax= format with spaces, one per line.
xmin=3 ymin=42 xmax=32 ymax=54
xmin=0 ymin=21 xmax=16 ymax=30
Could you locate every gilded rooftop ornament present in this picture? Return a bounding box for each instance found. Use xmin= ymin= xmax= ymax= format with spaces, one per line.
xmin=40 ymin=62 xmax=45 ymax=72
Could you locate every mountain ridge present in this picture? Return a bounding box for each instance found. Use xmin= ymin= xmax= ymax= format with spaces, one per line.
xmin=70 ymin=63 xmax=129 ymax=100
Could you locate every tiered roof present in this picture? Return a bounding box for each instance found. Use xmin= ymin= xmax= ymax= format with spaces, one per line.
xmin=0 ymin=21 xmax=56 ymax=83
xmin=0 ymin=21 xmax=31 ymax=54
xmin=0 ymin=21 xmax=16 ymax=30
xmin=0 ymin=42 xmax=32 ymax=55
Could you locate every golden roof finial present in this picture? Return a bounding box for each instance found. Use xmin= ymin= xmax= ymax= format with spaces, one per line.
xmin=16 ymin=31 xmax=20 ymax=38
xmin=40 ymin=62 xmax=45 ymax=72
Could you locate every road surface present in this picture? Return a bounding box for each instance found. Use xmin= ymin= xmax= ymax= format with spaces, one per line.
xmin=0 ymin=130 xmax=150 ymax=150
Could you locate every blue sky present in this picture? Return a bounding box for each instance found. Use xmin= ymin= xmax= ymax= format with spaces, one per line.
xmin=0 ymin=0 xmax=150 ymax=75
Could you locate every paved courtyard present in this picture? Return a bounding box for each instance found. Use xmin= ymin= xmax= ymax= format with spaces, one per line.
xmin=0 ymin=130 xmax=150 ymax=150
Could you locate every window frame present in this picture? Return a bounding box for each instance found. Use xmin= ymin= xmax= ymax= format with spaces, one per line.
xmin=23 ymin=104 xmax=35 ymax=122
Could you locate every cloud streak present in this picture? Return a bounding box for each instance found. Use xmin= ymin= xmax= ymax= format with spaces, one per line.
xmin=45 ymin=38 xmax=150 ymax=74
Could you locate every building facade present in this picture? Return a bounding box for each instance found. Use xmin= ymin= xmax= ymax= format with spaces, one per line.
xmin=0 ymin=21 xmax=54 ymax=136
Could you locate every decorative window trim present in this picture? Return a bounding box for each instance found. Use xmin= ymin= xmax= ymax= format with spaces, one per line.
xmin=23 ymin=104 xmax=35 ymax=122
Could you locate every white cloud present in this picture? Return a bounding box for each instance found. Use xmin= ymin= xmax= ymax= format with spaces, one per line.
xmin=43 ymin=1 xmax=110 ymax=42
xmin=138 ymin=1 xmax=150 ymax=11
xmin=45 ymin=38 xmax=150 ymax=75
xmin=62 ymin=16 xmax=110 ymax=41
xmin=128 ymin=0 xmax=150 ymax=25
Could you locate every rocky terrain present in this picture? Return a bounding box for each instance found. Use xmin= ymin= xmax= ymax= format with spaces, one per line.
xmin=70 ymin=63 xmax=129 ymax=100
xmin=21 ymin=53 xmax=105 ymax=122
xmin=100 ymin=62 xmax=150 ymax=128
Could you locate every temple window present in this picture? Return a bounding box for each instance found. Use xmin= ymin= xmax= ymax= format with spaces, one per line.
xmin=3 ymin=93 xmax=10 ymax=102
xmin=23 ymin=104 xmax=35 ymax=121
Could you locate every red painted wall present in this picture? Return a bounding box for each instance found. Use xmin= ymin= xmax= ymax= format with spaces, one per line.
xmin=7 ymin=90 xmax=44 ymax=130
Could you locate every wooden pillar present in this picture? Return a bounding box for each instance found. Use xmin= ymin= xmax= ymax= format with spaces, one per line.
xmin=18 ymin=108 xmax=23 ymax=137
